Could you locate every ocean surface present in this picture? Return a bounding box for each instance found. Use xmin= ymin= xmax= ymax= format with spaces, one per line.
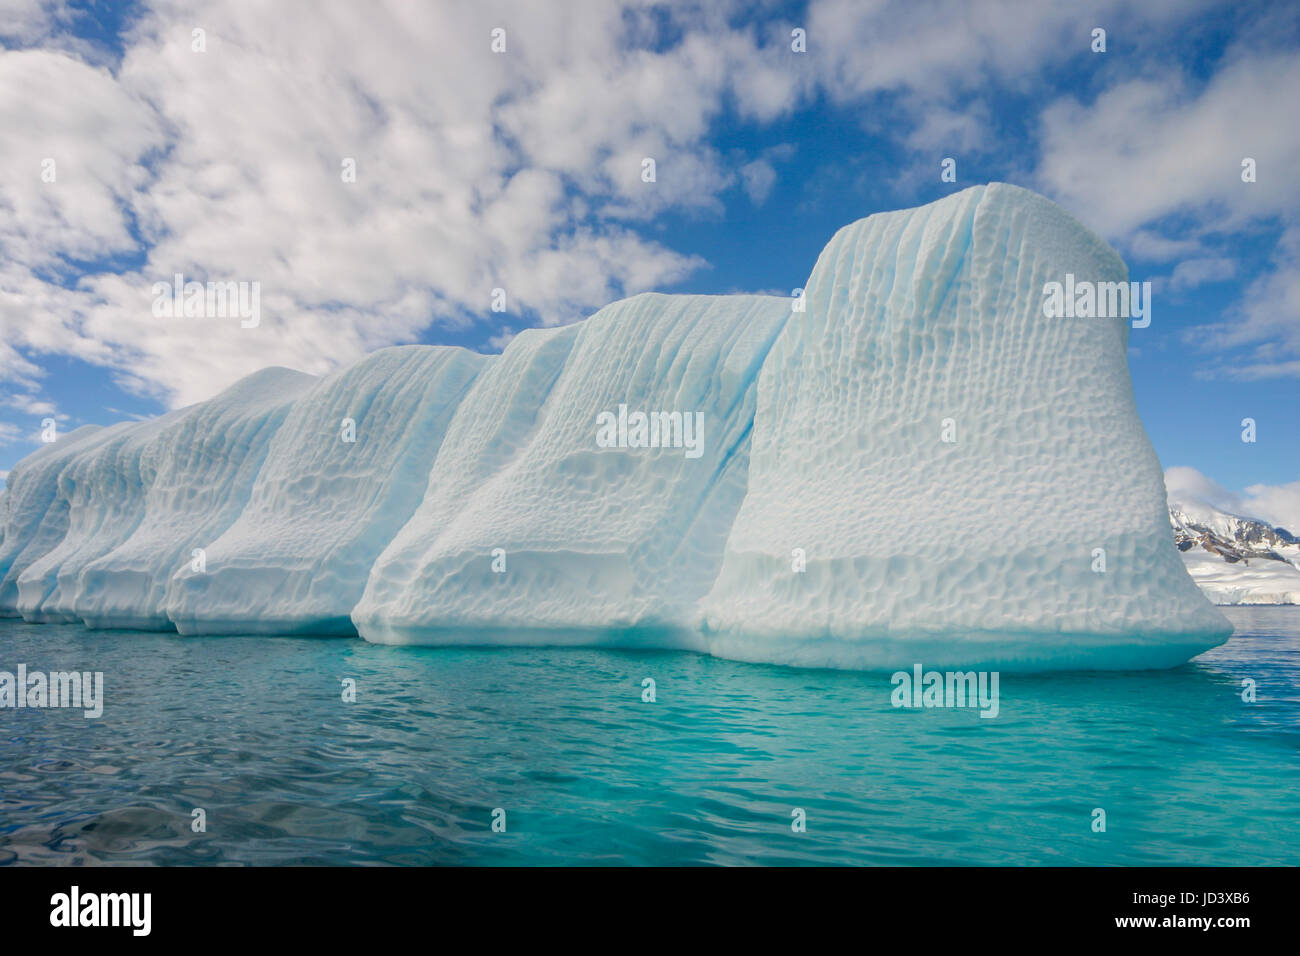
xmin=1 ymin=607 xmax=1297 ymax=866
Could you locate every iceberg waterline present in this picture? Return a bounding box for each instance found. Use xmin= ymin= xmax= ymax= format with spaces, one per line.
xmin=0 ymin=184 xmax=1231 ymax=670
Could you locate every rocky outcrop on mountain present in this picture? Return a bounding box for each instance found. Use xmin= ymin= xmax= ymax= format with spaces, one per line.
xmin=1168 ymin=501 xmax=1300 ymax=605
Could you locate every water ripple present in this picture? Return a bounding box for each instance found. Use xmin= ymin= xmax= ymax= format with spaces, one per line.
xmin=0 ymin=607 xmax=1297 ymax=864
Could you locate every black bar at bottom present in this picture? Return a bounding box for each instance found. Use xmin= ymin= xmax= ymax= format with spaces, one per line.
xmin=0 ymin=866 xmax=1286 ymax=941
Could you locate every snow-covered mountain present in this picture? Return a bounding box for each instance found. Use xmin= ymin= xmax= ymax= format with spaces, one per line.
xmin=1168 ymin=497 xmax=1300 ymax=605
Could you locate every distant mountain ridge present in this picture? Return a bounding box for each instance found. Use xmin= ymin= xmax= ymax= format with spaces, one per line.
xmin=1168 ymin=497 xmax=1300 ymax=605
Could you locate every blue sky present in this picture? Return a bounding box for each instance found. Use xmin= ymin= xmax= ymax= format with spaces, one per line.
xmin=1 ymin=0 xmax=1297 ymax=524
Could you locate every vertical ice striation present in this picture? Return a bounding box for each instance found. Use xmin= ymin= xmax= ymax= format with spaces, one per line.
xmin=77 ymin=368 xmax=316 ymax=629
xmin=0 ymin=424 xmax=105 ymax=615
xmin=0 ymin=184 xmax=1231 ymax=669
xmin=699 ymin=184 xmax=1229 ymax=668
xmin=165 ymin=347 xmax=487 ymax=634
xmin=354 ymin=294 xmax=790 ymax=644
xmin=15 ymin=415 xmax=185 ymax=624
xmin=5 ymin=371 xmax=314 ymax=627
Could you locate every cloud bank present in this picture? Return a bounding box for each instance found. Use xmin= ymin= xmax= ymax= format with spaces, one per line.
xmin=0 ymin=0 xmax=1295 ymax=419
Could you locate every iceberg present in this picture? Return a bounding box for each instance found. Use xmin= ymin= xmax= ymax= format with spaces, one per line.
xmin=14 ymin=368 xmax=313 ymax=628
xmin=0 ymin=184 xmax=1231 ymax=669
xmin=353 ymin=293 xmax=788 ymax=646
xmin=698 ymin=185 xmax=1228 ymax=669
xmin=165 ymin=347 xmax=485 ymax=635
xmin=0 ymin=423 xmax=106 ymax=614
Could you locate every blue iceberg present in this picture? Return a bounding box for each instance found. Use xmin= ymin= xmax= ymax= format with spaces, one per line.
xmin=0 ymin=184 xmax=1231 ymax=669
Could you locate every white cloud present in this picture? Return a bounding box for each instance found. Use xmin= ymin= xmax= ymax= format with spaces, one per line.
xmin=1030 ymin=0 xmax=1300 ymax=389
xmin=0 ymin=0 xmax=59 ymax=43
xmin=0 ymin=0 xmax=794 ymax=407
xmin=1126 ymin=229 xmax=1204 ymax=263
xmin=1166 ymin=466 xmax=1300 ymax=534
xmin=1166 ymin=257 xmax=1236 ymax=292
xmin=0 ymin=390 xmax=55 ymax=415
xmin=1166 ymin=466 xmax=1240 ymax=510
xmin=808 ymin=0 xmax=1215 ymax=147
xmin=1242 ymin=480 xmax=1300 ymax=536
xmin=808 ymin=0 xmax=1075 ymax=102
xmin=901 ymin=101 xmax=989 ymax=154
xmin=486 ymin=328 xmax=516 ymax=352
xmin=2 ymin=0 xmax=1294 ymax=417
xmin=1034 ymin=41 xmax=1300 ymax=380
xmin=738 ymin=159 xmax=777 ymax=206
xmin=1035 ymin=51 xmax=1300 ymax=242
xmin=1183 ymin=226 xmax=1300 ymax=380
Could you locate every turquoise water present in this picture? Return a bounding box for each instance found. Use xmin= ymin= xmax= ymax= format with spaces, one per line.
xmin=1 ymin=607 xmax=1297 ymax=866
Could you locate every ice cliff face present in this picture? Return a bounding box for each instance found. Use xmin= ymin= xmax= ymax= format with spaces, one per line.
xmin=0 ymin=183 xmax=1232 ymax=669
xmin=165 ymin=347 xmax=486 ymax=635
xmin=354 ymin=294 xmax=788 ymax=645
xmin=23 ymin=368 xmax=314 ymax=630
xmin=700 ymin=184 xmax=1229 ymax=668
xmin=0 ymin=424 xmax=105 ymax=612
